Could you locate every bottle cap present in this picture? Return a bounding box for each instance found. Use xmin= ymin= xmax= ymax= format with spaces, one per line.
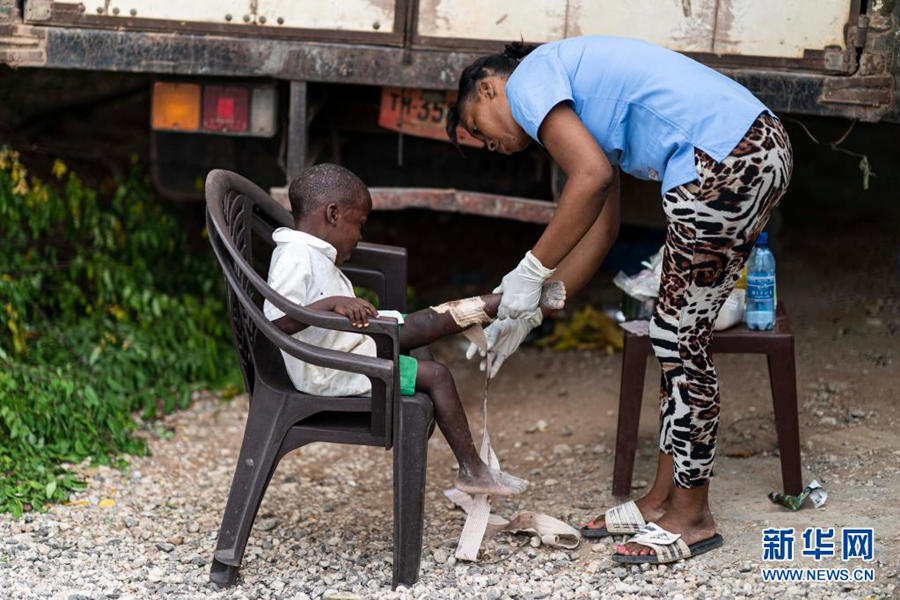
xmin=755 ymin=232 xmax=768 ymax=246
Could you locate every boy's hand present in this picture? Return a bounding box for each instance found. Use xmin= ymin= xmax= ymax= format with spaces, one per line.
xmin=330 ymin=297 xmax=378 ymax=327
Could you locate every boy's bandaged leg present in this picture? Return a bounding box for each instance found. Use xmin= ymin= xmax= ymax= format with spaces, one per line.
xmin=430 ymin=297 xmax=490 ymax=328
xmin=429 ymin=280 xmax=566 ymax=330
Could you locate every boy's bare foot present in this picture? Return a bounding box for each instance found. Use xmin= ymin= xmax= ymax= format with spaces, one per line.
xmin=539 ymin=280 xmax=566 ymax=310
xmin=454 ymin=466 xmax=528 ymax=496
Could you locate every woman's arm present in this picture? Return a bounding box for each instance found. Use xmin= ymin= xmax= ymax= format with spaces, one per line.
xmin=545 ymin=167 xmax=620 ymax=307
xmin=531 ymin=103 xmax=616 ymax=269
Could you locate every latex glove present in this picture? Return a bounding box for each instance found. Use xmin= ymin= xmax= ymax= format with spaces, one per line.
xmin=465 ymin=308 xmax=542 ymax=378
xmin=496 ymin=251 xmax=555 ymax=320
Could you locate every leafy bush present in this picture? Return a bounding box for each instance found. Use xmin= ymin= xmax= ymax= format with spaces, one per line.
xmin=0 ymin=148 xmax=239 ymax=517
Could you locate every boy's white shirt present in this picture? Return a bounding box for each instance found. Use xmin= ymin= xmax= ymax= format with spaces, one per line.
xmin=263 ymin=227 xmax=377 ymax=396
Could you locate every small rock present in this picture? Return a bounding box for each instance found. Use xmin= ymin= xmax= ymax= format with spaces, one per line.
xmin=433 ymin=549 xmax=448 ymax=564
xmin=552 ymin=444 xmax=572 ymax=456
xmin=530 ymin=536 xmax=541 ymax=548
xmin=850 ymin=408 xmax=866 ymax=418
xmin=187 ymin=522 xmax=200 ymax=533
xmin=820 ymin=416 xmax=837 ymax=426
xmin=633 ymin=479 xmax=649 ymax=489
xmin=561 ymin=424 xmax=574 ymax=436
xmin=256 ymin=518 xmax=278 ymax=531
xmin=156 ymin=542 xmax=174 ymax=553
xmin=613 ymin=567 xmax=628 ymax=579
xmin=167 ymin=536 xmax=183 ymax=546
xmin=525 ymin=420 xmax=548 ymax=434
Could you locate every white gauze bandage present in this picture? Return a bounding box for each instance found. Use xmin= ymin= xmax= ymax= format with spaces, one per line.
xmin=430 ymin=297 xmax=490 ymax=328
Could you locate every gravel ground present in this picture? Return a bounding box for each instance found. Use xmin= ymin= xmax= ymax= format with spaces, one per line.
xmin=1 ymin=348 xmax=896 ymax=600
xmin=2 ymin=203 xmax=898 ymax=599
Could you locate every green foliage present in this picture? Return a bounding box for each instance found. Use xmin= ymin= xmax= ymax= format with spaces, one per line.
xmin=0 ymin=148 xmax=239 ymax=517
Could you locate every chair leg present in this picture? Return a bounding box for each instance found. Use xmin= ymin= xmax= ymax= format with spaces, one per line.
xmin=210 ymin=392 xmax=290 ymax=586
xmin=392 ymin=394 xmax=434 ymax=589
xmin=767 ymin=341 xmax=803 ymax=496
xmin=613 ymin=333 xmax=649 ymax=497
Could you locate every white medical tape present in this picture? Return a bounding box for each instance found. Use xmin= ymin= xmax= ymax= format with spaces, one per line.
xmin=430 ymin=297 xmax=490 ymax=329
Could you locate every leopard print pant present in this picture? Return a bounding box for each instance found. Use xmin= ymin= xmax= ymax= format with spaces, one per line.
xmin=651 ymin=112 xmax=793 ymax=488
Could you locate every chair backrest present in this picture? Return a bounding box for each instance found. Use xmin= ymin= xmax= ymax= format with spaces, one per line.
xmin=206 ymin=173 xmax=289 ymax=394
xmin=204 ymin=169 xmax=402 ymax=445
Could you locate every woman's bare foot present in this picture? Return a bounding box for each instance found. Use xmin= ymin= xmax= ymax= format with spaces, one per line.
xmin=616 ymin=485 xmax=717 ymax=556
xmin=454 ymin=465 xmax=528 ymax=496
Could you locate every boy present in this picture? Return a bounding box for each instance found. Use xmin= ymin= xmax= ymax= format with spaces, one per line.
xmin=263 ymin=164 xmax=565 ymax=496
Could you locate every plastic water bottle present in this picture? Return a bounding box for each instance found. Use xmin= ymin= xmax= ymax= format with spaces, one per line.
xmin=745 ymin=232 xmax=776 ymax=330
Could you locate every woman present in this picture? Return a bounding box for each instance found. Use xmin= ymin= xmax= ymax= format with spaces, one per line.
xmin=447 ymin=35 xmax=792 ymax=564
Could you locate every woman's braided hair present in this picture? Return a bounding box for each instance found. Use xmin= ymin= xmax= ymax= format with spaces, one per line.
xmin=446 ymin=41 xmax=537 ymax=147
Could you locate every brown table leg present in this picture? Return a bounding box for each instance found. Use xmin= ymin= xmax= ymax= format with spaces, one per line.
xmin=767 ymin=338 xmax=803 ymax=496
xmin=613 ymin=332 xmax=651 ymax=497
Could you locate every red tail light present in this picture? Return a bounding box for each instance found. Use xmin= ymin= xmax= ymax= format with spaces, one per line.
xmin=202 ymin=86 xmax=249 ymax=133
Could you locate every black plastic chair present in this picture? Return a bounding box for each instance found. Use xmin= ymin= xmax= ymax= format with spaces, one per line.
xmin=204 ymin=169 xmax=435 ymax=589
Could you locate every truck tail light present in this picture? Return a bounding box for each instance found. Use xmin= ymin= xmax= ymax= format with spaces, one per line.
xmin=203 ymin=86 xmax=249 ymax=133
xmin=250 ymin=86 xmax=277 ymax=137
xmin=152 ymin=81 xmax=277 ymax=137
xmin=151 ymin=82 xmax=201 ymax=131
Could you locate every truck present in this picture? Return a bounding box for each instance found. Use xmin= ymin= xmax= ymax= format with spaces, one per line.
xmin=2 ymin=0 xmax=897 ymax=226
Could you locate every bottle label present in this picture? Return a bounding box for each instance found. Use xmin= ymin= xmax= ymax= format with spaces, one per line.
xmin=747 ymin=274 xmax=775 ymax=300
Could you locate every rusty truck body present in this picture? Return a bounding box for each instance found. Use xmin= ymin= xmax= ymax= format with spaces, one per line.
xmin=1 ymin=0 xmax=897 ymax=224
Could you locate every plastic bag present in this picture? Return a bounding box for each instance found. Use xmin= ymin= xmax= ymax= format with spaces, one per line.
xmin=714 ymin=288 xmax=745 ymax=331
xmin=613 ymin=246 xmax=665 ymax=301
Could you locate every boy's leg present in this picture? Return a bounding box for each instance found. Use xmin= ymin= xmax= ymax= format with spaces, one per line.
xmin=399 ymin=281 xmax=565 ymax=352
xmin=399 ymin=294 xmax=499 ymax=351
xmin=415 ymin=359 xmax=527 ymax=496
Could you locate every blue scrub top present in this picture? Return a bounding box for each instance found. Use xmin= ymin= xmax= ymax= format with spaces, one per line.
xmin=505 ymin=35 xmax=770 ymax=194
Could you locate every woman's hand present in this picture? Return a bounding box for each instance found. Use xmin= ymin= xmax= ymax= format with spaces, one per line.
xmin=325 ymin=296 xmax=378 ymax=328
xmin=465 ymin=308 xmax=543 ymax=378
xmin=496 ymin=251 xmax=556 ymax=319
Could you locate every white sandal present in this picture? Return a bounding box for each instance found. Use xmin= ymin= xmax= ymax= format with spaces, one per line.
xmin=612 ymin=522 xmax=724 ymax=564
xmin=580 ymin=500 xmax=646 ymax=538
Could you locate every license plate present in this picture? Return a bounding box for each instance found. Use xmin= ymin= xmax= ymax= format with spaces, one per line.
xmin=378 ymin=87 xmax=483 ymax=148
